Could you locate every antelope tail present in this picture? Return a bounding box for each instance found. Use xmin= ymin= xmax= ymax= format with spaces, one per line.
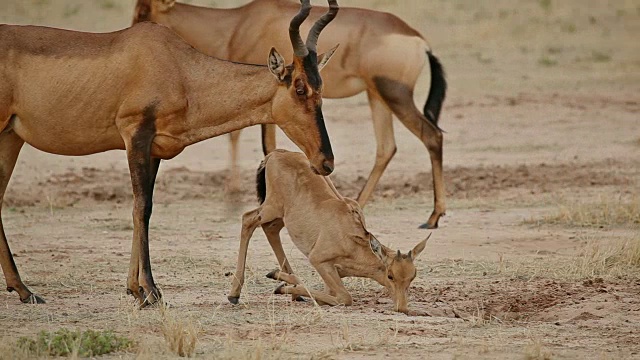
xmin=423 ymin=51 xmax=447 ymax=126
xmin=256 ymin=158 xmax=267 ymax=204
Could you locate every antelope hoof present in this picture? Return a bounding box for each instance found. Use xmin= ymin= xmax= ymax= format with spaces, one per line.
xmin=293 ymin=295 xmax=307 ymax=302
xmin=228 ymin=296 xmax=240 ymax=305
xmin=274 ymin=283 xmax=286 ymax=295
xmin=139 ymin=286 xmax=162 ymax=308
xmin=127 ymin=287 xmax=142 ymax=300
xmin=418 ymin=222 xmax=438 ymax=229
xmin=420 ymin=211 xmax=445 ymax=229
xmin=266 ymin=269 xmax=280 ymax=280
xmin=21 ymin=293 xmax=46 ymax=304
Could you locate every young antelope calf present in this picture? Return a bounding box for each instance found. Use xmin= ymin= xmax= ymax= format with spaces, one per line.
xmin=228 ymin=150 xmax=429 ymax=313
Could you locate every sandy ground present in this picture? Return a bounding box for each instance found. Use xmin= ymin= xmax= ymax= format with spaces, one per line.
xmin=1 ymin=0 xmax=639 ymax=359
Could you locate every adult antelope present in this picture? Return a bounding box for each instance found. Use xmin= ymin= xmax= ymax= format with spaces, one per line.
xmin=0 ymin=0 xmax=338 ymax=305
xmin=228 ymin=150 xmax=429 ymax=314
xmin=133 ymin=0 xmax=447 ymax=229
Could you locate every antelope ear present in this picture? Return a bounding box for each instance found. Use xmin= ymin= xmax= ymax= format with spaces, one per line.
xmin=317 ymin=44 xmax=339 ymax=72
xmin=410 ymin=233 xmax=431 ymax=260
xmin=369 ymin=235 xmax=387 ymax=264
xmin=154 ymin=0 xmax=176 ymax=12
xmin=268 ymin=48 xmax=287 ymax=81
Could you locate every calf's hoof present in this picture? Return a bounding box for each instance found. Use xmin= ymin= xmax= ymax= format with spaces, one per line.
xmin=265 ymin=269 xmax=280 ymax=280
xmin=227 ymin=296 xmax=240 ymax=305
xmin=274 ymin=283 xmax=286 ymax=295
xmin=21 ymin=294 xmax=46 ymax=304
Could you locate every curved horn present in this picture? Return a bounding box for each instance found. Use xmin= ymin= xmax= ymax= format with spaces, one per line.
xmin=306 ymin=0 xmax=339 ymax=53
xmin=289 ymin=0 xmax=312 ymax=57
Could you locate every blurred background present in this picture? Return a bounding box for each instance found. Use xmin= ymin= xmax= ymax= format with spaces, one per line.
xmin=2 ymin=0 xmax=637 ymax=98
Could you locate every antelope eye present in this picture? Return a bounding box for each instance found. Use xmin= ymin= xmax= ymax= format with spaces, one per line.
xmin=387 ymin=274 xmax=394 ymax=280
xmin=294 ymin=78 xmax=306 ymax=96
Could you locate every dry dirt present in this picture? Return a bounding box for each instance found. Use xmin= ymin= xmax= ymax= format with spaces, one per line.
xmin=1 ymin=0 xmax=639 ymax=359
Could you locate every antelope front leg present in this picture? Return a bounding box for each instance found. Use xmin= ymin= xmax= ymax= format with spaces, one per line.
xmin=0 ymin=129 xmax=44 ymax=304
xmin=124 ymin=126 xmax=161 ymax=306
xmin=228 ymin=208 xmax=262 ymax=304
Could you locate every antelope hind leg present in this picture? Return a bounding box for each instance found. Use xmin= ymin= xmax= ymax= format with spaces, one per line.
xmin=375 ymin=77 xmax=446 ymax=228
xmin=262 ymin=220 xmax=304 ymax=301
xmin=273 ymin=284 xmax=341 ymax=306
xmin=266 ymin=269 xmax=302 ymax=285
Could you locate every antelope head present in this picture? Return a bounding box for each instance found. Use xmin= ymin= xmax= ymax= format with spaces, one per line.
xmin=370 ymin=234 xmax=430 ymax=314
xmin=268 ymin=0 xmax=339 ymax=176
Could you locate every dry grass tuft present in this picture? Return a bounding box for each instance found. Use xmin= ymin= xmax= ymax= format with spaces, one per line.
xmin=159 ymin=304 xmax=201 ymax=358
xmin=212 ymin=338 xmax=284 ymax=360
xmin=526 ymin=196 xmax=640 ymax=228
xmin=524 ymin=338 xmax=553 ymax=360
xmin=6 ymin=329 xmax=131 ymax=359
xmin=0 ymin=338 xmax=33 ymax=360
xmin=566 ymin=234 xmax=640 ymax=279
xmin=435 ymin=233 xmax=640 ymax=281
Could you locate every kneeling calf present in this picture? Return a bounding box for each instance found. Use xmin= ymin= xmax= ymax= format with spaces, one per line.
xmin=228 ymin=150 xmax=429 ymax=313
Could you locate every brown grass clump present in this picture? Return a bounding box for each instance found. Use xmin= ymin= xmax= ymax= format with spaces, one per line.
xmin=567 ymin=234 xmax=640 ymax=279
xmin=436 ymin=233 xmax=640 ymax=281
xmin=0 ymin=338 xmax=32 ymax=360
xmin=527 ymin=196 xmax=640 ymax=228
xmin=159 ymin=304 xmax=200 ymax=357
xmin=2 ymin=329 xmax=132 ymax=359
xmin=524 ymin=338 xmax=552 ymax=360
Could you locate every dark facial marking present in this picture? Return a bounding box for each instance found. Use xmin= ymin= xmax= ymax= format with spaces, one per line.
xmin=303 ymin=51 xmax=322 ymax=90
xmin=314 ymin=105 xmax=333 ymax=161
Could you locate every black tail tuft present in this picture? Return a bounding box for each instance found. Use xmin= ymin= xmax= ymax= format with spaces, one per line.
xmin=424 ymin=52 xmax=447 ymax=126
xmin=256 ymin=159 xmax=267 ymax=204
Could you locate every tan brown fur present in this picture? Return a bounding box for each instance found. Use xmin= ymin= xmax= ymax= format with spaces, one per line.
xmin=228 ymin=150 xmax=428 ymax=313
xmin=0 ymin=0 xmax=338 ymax=305
xmin=133 ymin=0 xmax=447 ymax=228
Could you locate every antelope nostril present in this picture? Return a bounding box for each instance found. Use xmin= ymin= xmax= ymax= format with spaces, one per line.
xmin=322 ymin=160 xmax=334 ymax=175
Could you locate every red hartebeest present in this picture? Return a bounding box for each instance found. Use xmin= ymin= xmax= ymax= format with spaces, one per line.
xmin=228 ymin=150 xmax=429 ymax=314
xmin=133 ymin=0 xmax=447 ymax=229
xmin=0 ymin=0 xmax=338 ymax=305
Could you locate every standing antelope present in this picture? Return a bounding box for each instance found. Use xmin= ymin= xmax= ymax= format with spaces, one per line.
xmin=228 ymin=150 xmax=429 ymax=314
xmin=133 ymin=0 xmax=447 ymax=229
xmin=0 ymin=0 xmax=338 ymax=305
